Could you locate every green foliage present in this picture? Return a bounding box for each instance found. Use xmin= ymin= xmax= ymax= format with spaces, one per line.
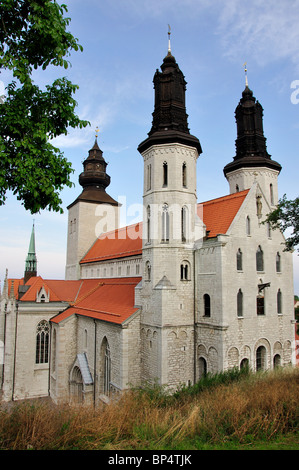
xmin=0 ymin=0 xmax=89 ymax=213
xmin=264 ymin=194 xmax=299 ymax=253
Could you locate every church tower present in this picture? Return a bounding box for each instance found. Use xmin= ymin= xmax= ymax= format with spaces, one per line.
xmin=137 ymin=30 xmax=202 ymax=388
xmin=223 ymin=66 xmax=281 ymax=206
xmin=65 ymin=133 xmax=120 ymax=280
xmin=24 ymin=222 xmax=37 ymax=284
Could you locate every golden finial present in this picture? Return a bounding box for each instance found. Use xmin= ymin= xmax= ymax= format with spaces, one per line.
xmin=243 ymin=62 xmax=249 ymax=88
xmin=95 ymin=127 xmax=99 ymax=139
xmin=168 ymin=24 xmax=171 ymax=54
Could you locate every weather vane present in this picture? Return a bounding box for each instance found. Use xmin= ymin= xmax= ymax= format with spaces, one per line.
xmin=243 ymin=62 xmax=249 ymax=88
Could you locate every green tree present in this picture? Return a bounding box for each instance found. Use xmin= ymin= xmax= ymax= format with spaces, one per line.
xmin=265 ymin=194 xmax=299 ymax=252
xmin=0 ymin=0 xmax=89 ymax=213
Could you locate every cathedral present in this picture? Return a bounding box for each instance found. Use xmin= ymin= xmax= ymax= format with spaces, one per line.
xmin=0 ymin=41 xmax=296 ymax=404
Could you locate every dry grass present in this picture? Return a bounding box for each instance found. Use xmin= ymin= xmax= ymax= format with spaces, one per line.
xmin=0 ymin=368 xmax=298 ymax=450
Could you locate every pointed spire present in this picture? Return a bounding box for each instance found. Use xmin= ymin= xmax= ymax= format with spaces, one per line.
xmin=24 ymin=221 xmax=37 ymax=284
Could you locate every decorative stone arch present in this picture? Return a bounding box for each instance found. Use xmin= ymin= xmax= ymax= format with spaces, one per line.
xmin=69 ymin=353 xmax=93 ymax=404
xmin=227 ymin=347 xmax=239 ymax=368
xmin=208 ymin=346 xmax=218 ymax=374
xmin=254 ymin=338 xmax=271 ymax=371
xmin=283 ymin=340 xmax=292 ymax=365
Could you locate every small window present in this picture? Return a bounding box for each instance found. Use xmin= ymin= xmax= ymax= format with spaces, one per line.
xmin=182 ymin=163 xmax=187 ymax=187
xmin=237 ymin=289 xmax=243 ymax=317
xmin=163 ymin=162 xmax=168 ymax=187
xmin=161 ymin=203 xmax=169 ymax=242
xmin=237 ymin=249 xmax=243 ymax=271
xmin=276 ymin=252 xmax=281 ymax=272
xmin=246 ymin=216 xmax=251 ymax=235
xmin=180 ymin=261 xmax=190 ymax=281
xmin=256 ymin=246 xmax=264 ymax=272
xmin=270 ymin=184 xmax=274 ymax=205
xmin=203 ymin=294 xmax=211 ymax=317
xmin=257 ymin=295 xmax=265 ymax=315
xmin=147 ymin=205 xmax=151 ymax=243
xmin=277 ymin=289 xmax=282 ymax=314
xmin=147 ymin=164 xmax=151 ymax=190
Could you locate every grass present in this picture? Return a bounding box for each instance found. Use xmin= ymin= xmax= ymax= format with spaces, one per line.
xmin=0 ymin=367 xmax=298 ymax=450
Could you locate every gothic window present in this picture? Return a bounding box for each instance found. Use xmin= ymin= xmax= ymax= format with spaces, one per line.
xmin=84 ymin=329 xmax=88 ymax=350
xmin=103 ymin=339 xmax=111 ymax=396
xmin=36 ymin=320 xmax=50 ymax=364
xmin=277 ymin=289 xmax=282 ymax=314
xmin=236 ymin=248 xmax=243 ymax=271
xmin=273 ymin=354 xmax=281 ymax=368
xmin=256 ymin=246 xmax=264 ymax=272
xmin=52 ymin=329 xmax=56 ymax=373
xmin=257 ymin=295 xmax=265 ymax=316
xmin=237 ymin=289 xmax=243 ymax=317
xmin=256 ymin=346 xmax=266 ymax=371
xmin=181 ymin=206 xmax=187 ymax=242
xmin=246 ymin=216 xmax=251 ymax=235
xmin=182 ymin=162 xmax=187 ymax=187
xmin=267 ymin=222 xmax=271 ymax=238
xmin=276 ymin=252 xmax=281 ymax=272
xmin=236 ymin=184 xmax=239 ymax=192
xmin=163 ymin=161 xmax=168 ymax=187
xmin=203 ymin=294 xmax=211 ymax=317
xmin=180 ymin=261 xmax=190 ymax=281
xmin=161 ymin=203 xmax=169 ymax=242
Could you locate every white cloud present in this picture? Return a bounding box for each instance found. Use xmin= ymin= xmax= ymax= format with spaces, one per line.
xmin=215 ymin=1 xmax=299 ymax=69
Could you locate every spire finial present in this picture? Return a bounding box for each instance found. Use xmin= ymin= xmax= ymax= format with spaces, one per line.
xmin=95 ymin=126 xmax=99 ymax=141
xmin=243 ymin=62 xmax=249 ymax=88
xmin=168 ymin=24 xmax=171 ymax=54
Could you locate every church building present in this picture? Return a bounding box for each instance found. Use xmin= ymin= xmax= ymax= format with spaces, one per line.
xmin=0 ymin=39 xmax=296 ymax=404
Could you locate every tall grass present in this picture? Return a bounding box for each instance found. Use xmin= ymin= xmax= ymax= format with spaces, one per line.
xmin=0 ymin=367 xmax=298 ymax=450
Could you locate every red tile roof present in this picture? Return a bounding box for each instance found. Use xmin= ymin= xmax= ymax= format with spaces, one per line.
xmin=199 ymin=190 xmax=249 ymax=238
xmin=51 ymin=277 xmax=141 ymax=325
xmin=80 ymin=223 xmax=143 ymax=264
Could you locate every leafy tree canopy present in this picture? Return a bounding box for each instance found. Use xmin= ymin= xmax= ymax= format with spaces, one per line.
xmin=0 ymin=0 xmax=89 ymax=213
xmin=265 ymin=194 xmax=299 ymax=253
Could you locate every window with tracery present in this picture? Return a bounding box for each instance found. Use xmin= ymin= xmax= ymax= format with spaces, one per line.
xmin=36 ymin=320 xmax=50 ymax=364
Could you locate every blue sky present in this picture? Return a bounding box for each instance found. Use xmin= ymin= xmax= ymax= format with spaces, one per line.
xmin=0 ymin=0 xmax=298 ymax=293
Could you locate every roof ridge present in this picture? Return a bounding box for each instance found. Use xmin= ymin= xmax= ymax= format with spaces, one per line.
xmin=199 ymin=189 xmax=249 ymax=206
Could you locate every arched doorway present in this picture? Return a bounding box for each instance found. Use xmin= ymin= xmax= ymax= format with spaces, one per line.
xmin=70 ymin=366 xmax=84 ymax=403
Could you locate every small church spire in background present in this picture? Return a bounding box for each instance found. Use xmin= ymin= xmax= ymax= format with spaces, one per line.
xmin=243 ymin=62 xmax=249 ymax=88
xmin=24 ymin=221 xmax=37 ymax=284
xmin=168 ymin=24 xmax=172 ymax=55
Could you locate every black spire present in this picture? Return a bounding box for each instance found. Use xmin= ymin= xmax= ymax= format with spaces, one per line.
xmin=138 ymin=40 xmax=201 ymax=154
xmin=224 ymin=84 xmax=281 ymax=176
xmin=68 ymin=135 xmax=119 ymax=209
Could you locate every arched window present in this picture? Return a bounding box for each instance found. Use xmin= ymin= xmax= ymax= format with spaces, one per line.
xmin=181 ymin=206 xmax=187 ymax=242
xmin=246 ymin=216 xmax=251 ymax=235
xmin=161 ymin=204 xmax=169 ymax=242
xmin=52 ymin=329 xmax=56 ymax=373
xmin=163 ymin=161 xmax=168 ymax=187
xmin=103 ymin=340 xmax=111 ymax=396
xmin=147 ymin=164 xmax=151 ymax=190
xmin=236 ymin=248 xmax=243 ymax=271
xmin=236 ymin=184 xmax=239 ymax=192
xmin=36 ymin=320 xmax=50 ymax=364
xmin=277 ymin=289 xmax=282 ymax=314
xmin=240 ymin=358 xmax=249 ymax=370
xmin=180 ymin=261 xmax=190 ymax=281
xmin=182 ymin=162 xmax=187 ymax=187
xmin=203 ymin=294 xmax=211 ymax=317
xmin=237 ymin=289 xmax=243 ymax=317
xmin=276 ymin=252 xmax=281 ymax=272
xmin=256 ymin=346 xmax=267 ymax=371
xmin=256 ymin=246 xmax=264 ymax=272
